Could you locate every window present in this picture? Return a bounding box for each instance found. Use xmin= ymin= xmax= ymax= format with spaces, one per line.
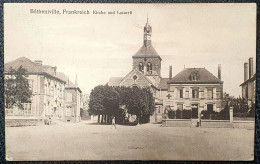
xmin=54 ymin=85 xmax=57 ymax=97
xmin=147 ymin=62 xmax=152 ymax=72
xmin=179 ymin=89 xmax=183 ymax=98
xmin=133 ymin=75 xmax=137 ymax=80
xmin=138 ymin=63 xmax=144 ymax=72
xmin=246 ymin=86 xmax=248 ymax=99
xmin=190 ymin=71 xmax=199 ymax=81
xmin=66 ymin=107 xmax=72 ymax=116
xmin=28 ymin=80 xmax=33 ymax=90
xmin=50 ymin=86 xmax=54 ymax=96
xmin=48 ymin=82 xmax=51 ymax=95
xmin=44 ymin=84 xmax=47 ymax=94
xmin=66 ymin=93 xmax=72 ymax=102
xmin=192 ymin=88 xmax=199 ymax=99
xmin=207 ymin=88 xmax=213 ymax=99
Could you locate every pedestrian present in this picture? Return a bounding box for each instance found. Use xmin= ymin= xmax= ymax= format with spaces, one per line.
xmin=111 ymin=116 xmax=116 ymax=129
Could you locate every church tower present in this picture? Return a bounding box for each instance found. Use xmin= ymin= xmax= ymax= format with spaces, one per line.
xmin=132 ymin=18 xmax=162 ymax=78
xmin=144 ymin=17 xmax=152 ymax=47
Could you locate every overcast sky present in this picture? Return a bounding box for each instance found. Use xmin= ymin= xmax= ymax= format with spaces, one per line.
xmin=4 ymin=3 xmax=256 ymax=97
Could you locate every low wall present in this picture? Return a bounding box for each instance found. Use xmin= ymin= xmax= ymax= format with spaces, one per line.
xmin=233 ymin=121 xmax=254 ymax=129
xmin=162 ymin=119 xmax=254 ymax=129
xmin=162 ymin=119 xmax=191 ymax=127
xmin=233 ymin=117 xmax=255 ymax=121
xmin=201 ymin=120 xmax=232 ymax=128
xmin=5 ymin=118 xmax=44 ymax=127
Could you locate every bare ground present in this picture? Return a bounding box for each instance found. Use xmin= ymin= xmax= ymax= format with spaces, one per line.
xmin=5 ymin=120 xmax=254 ymax=161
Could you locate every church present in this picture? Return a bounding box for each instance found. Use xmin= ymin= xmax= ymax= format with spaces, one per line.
xmin=108 ymin=19 xmax=224 ymax=123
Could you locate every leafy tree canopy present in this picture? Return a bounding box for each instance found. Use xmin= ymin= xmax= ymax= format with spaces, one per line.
xmin=5 ymin=66 xmax=32 ymax=109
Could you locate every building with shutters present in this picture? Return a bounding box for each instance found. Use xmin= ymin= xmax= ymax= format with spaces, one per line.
xmin=108 ymin=18 xmax=224 ymax=122
xmin=4 ymin=57 xmax=82 ymax=123
xmin=164 ymin=67 xmax=224 ymax=119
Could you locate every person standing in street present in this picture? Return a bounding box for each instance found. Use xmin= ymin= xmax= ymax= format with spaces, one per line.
xmin=111 ymin=116 xmax=116 ymax=129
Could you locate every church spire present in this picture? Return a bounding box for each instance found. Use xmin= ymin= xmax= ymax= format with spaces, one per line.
xmin=144 ymin=15 xmax=152 ymax=47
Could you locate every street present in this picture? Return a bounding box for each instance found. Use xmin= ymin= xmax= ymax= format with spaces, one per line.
xmin=6 ymin=121 xmax=254 ymax=161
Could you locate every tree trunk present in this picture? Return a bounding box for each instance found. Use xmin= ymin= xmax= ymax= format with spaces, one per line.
xmin=107 ymin=115 xmax=110 ymax=124
xmin=98 ymin=115 xmax=100 ymax=123
xmin=101 ymin=115 xmax=103 ymax=124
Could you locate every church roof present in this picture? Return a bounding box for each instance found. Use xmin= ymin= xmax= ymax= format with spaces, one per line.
xmin=107 ymin=77 xmax=123 ymax=86
xmin=168 ymin=68 xmax=222 ymax=84
xmin=132 ymin=44 xmax=161 ymax=60
xmin=4 ymin=57 xmax=66 ymax=83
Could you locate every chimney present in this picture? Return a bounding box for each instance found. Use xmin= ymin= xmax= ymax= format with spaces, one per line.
xmin=51 ymin=66 xmax=57 ymax=75
xmin=244 ymin=62 xmax=249 ymax=81
xmin=169 ymin=65 xmax=172 ymax=79
xmin=248 ymin=57 xmax=253 ymax=78
xmin=75 ymin=75 xmax=78 ymax=87
xmin=218 ymin=64 xmax=221 ymax=80
xmin=34 ymin=60 xmax=43 ymax=66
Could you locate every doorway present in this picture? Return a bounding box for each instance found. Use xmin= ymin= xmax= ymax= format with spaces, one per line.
xmin=207 ymin=104 xmax=213 ymax=113
xmin=191 ymin=104 xmax=198 ymax=118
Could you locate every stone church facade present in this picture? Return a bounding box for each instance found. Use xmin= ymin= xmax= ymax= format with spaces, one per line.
xmin=108 ymin=19 xmax=224 ymax=122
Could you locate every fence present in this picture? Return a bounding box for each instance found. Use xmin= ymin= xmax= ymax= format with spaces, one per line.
xmin=5 ymin=103 xmax=32 ymax=116
xmin=162 ymin=107 xmax=255 ymax=129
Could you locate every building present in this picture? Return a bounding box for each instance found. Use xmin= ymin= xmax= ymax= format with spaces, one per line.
xmin=240 ymin=57 xmax=256 ymax=105
xmin=57 ymin=73 xmax=82 ymax=123
xmin=108 ymin=19 xmax=224 ymax=122
xmin=164 ymin=67 xmax=224 ymax=119
xmin=4 ymin=57 xmax=82 ymax=123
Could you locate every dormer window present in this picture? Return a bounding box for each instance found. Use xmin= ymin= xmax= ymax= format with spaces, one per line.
xmin=190 ymin=71 xmax=199 ymax=81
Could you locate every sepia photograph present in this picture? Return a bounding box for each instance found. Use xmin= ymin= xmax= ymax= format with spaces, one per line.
xmin=4 ymin=3 xmax=256 ymax=161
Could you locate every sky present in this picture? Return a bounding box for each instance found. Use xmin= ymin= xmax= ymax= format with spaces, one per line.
xmin=4 ymin=3 xmax=256 ymax=97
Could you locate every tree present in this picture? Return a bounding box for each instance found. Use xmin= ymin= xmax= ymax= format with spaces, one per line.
xmin=88 ymin=85 xmax=106 ymax=123
xmin=88 ymin=85 xmax=121 ymax=124
xmin=123 ymin=87 xmax=155 ymax=124
xmin=88 ymin=85 xmax=155 ymax=124
xmin=222 ymin=92 xmax=250 ymax=119
xmin=102 ymin=85 xmax=120 ymax=123
xmin=4 ymin=66 xmax=32 ymax=109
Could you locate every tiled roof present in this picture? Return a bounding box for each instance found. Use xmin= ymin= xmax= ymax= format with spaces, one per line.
xmin=169 ymin=68 xmax=222 ymax=84
xmin=240 ymin=73 xmax=256 ymax=86
xmin=56 ymin=72 xmax=77 ymax=88
xmin=4 ymin=57 xmax=44 ymax=73
xmin=159 ymin=78 xmax=169 ymax=90
xmin=4 ymin=57 xmax=65 ymax=83
xmin=107 ymin=77 xmax=123 ymax=86
xmin=132 ymin=44 xmax=161 ymax=60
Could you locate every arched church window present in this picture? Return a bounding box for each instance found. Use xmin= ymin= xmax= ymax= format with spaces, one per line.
xmin=138 ymin=63 xmax=144 ymax=72
xmin=147 ymin=62 xmax=152 ymax=72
